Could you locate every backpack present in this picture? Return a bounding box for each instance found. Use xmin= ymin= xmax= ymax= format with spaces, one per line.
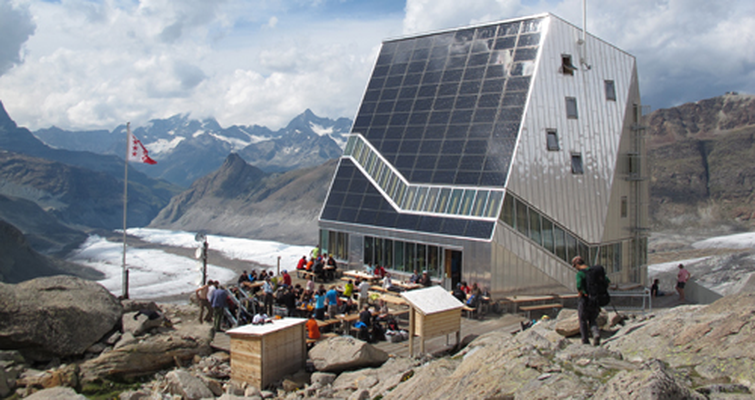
xmin=585 ymin=265 xmax=611 ymax=307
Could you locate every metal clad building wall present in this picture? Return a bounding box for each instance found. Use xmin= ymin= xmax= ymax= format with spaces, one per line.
xmin=490 ymin=223 xmax=572 ymax=295
xmin=507 ymin=16 xmax=636 ymax=243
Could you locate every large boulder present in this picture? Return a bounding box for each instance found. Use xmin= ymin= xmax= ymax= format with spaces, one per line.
xmin=79 ymin=328 xmax=212 ymax=381
xmin=23 ymin=386 xmax=87 ymax=400
xmin=309 ymin=337 xmax=389 ymax=373
xmin=594 ymin=359 xmax=707 ymax=400
xmin=165 ymin=369 xmax=214 ymax=400
xmin=0 ymin=276 xmax=122 ymax=361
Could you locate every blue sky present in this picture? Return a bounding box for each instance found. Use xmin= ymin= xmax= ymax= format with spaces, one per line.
xmin=1 ymin=0 xmax=753 ymax=131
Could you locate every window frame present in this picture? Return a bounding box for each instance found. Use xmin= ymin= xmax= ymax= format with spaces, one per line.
xmin=571 ymin=153 xmax=584 ymax=174
xmin=605 ymin=80 xmax=617 ymax=101
xmin=565 ymin=97 xmax=578 ymax=119
xmin=546 ymin=129 xmax=560 ymax=151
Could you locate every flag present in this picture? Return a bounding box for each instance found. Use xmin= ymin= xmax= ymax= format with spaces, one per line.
xmin=127 ymin=131 xmax=157 ymax=165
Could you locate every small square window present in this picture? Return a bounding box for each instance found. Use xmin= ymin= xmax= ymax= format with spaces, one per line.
xmin=566 ymin=97 xmax=578 ymax=119
xmin=571 ymin=153 xmax=584 ymax=174
xmin=605 ymin=80 xmax=616 ymax=101
xmin=546 ymin=129 xmax=559 ymax=151
xmin=561 ymin=54 xmax=577 ymax=76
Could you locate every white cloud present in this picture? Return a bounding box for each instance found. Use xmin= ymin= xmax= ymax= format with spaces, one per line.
xmin=0 ymin=0 xmax=36 ymax=76
xmin=0 ymin=0 xmax=752 ymax=132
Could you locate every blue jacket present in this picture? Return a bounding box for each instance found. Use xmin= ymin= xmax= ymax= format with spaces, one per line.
xmin=210 ymin=288 xmax=228 ymax=308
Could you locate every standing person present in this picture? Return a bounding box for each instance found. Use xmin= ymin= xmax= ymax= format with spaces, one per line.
xmin=573 ymin=256 xmax=605 ymax=346
xmin=195 ymin=282 xmax=213 ymax=323
xmin=325 ymin=285 xmax=339 ymax=319
xmin=314 ymin=289 xmax=327 ymax=320
xmin=262 ymin=277 xmax=274 ymax=316
xmin=343 ymin=279 xmax=354 ymax=298
xmin=306 ymin=314 xmax=320 ymax=340
xmin=676 ymin=264 xmax=691 ymax=301
xmin=358 ymin=278 xmax=371 ymax=309
xmin=210 ymin=284 xmax=229 ymax=334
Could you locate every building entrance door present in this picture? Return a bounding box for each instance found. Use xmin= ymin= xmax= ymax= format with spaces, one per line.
xmin=445 ymin=250 xmax=463 ymax=289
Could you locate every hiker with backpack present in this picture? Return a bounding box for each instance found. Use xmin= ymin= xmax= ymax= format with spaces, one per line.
xmin=573 ymin=256 xmax=611 ymax=346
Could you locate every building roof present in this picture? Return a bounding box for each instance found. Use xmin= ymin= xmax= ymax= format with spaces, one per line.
xmin=320 ymin=15 xmax=548 ymax=239
xmin=226 ymin=318 xmax=307 ymax=337
xmin=401 ymin=285 xmax=464 ymax=315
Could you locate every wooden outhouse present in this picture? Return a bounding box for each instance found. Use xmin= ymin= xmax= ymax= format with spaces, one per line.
xmin=227 ymin=318 xmax=307 ymax=389
xmin=400 ymin=286 xmax=464 ymax=356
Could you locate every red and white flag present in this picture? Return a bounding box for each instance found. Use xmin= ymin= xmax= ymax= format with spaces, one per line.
xmin=127 ymin=131 xmax=157 ymax=165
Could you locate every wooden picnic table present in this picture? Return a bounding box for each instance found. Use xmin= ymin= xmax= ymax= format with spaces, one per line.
xmin=342 ymin=270 xmax=381 ymax=282
xmin=241 ymin=281 xmax=264 ymax=292
xmin=392 ymin=281 xmax=422 ymax=291
xmin=379 ymin=293 xmax=408 ymax=306
xmin=502 ymin=295 xmax=556 ymax=313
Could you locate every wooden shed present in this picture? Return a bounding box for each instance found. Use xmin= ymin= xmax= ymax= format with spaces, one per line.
xmin=400 ymin=286 xmax=464 ymax=356
xmin=227 ymin=318 xmax=307 ymax=389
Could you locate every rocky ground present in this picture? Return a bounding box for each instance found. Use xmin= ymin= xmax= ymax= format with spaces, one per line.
xmin=3 ymin=274 xmax=755 ymax=399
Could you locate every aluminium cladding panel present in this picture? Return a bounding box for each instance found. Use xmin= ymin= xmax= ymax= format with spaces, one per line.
xmin=490 ymin=222 xmax=575 ymax=295
xmin=506 ymin=15 xmax=637 ymax=244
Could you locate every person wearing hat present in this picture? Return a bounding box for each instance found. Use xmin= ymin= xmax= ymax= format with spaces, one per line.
xmin=281 ymin=270 xmax=292 ymax=287
xmin=419 ymin=270 xmax=432 ymax=287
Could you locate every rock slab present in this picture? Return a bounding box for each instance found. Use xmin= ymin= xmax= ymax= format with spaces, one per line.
xmin=0 ymin=276 xmax=122 ymax=361
xmin=309 ymin=337 xmax=389 ymax=373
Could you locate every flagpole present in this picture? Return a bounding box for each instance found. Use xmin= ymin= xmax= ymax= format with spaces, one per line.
xmin=122 ymin=122 xmax=130 ymax=299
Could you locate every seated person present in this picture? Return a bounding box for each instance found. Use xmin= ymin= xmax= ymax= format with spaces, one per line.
xmin=357 ymin=305 xmax=373 ymax=341
xmin=460 ymin=281 xmax=471 ymax=295
xmin=306 ymin=315 xmax=320 ymax=340
xmin=296 ymin=256 xmax=307 ymax=270
xmin=374 ymin=264 xmax=387 ymax=278
xmin=238 ymin=270 xmax=250 ymax=284
xmin=452 ymin=283 xmax=467 ymax=303
xmin=408 ymin=269 xmax=420 ymax=284
xmin=419 ymin=271 xmax=432 ymax=287
xmin=341 ymin=297 xmax=358 ymax=314
xmin=305 ymin=257 xmax=314 ymax=271
xmin=365 ymin=264 xmax=375 ymax=275
xmin=383 ymin=273 xmax=401 ymax=293
xmin=651 ymin=279 xmax=664 ymax=297
xmin=314 ymin=260 xmax=325 ymax=281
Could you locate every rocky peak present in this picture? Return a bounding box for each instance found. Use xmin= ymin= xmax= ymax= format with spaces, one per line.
xmin=648 ymin=92 xmax=755 ymax=146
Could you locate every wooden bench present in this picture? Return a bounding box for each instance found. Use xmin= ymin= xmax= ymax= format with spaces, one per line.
xmin=519 ymin=303 xmax=563 ymax=319
xmin=307 ymin=332 xmax=338 ymax=345
xmin=297 ymin=270 xmax=315 ymax=280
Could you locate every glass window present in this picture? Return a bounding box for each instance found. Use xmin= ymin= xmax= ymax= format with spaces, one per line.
xmin=553 ymin=225 xmax=566 ymax=262
xmin=344 ymin=136 xmax=357 ymax=156
xmin=565 ymin=233 xmax=577 ymax=263
xmin=416 ymin=244 xmax=426 ymax=272
xmin=366 ymin=152 xmax=377 ymax=174
xmin=528 ymin=209 xmax=541 ymax=245
xmin=561 ymin=54 xmax=576 ymax=75
xmin=614 ymin=243 xmax=623 ymax=272
xmin=353 ymin=139 xmax=365 ymax=161
xmin=501 ymin=194 xmax=515 ymax=227
xmin=459 ymin=189 xmax=476 ymax=215
xmin=571 ymin=153 xmax=584 ymax=174
xmin=402 ymin=186 xmax=417 ymax=209
xmin=448 ymin=189 xmax=464 ymax=214
xmin=384 ymin=239 xmax=393 ymax=269
xmin=541 ymin=218 xmax=554 ymax=252
xmin=394 ymin=241 xmax=405 ymax=271
xmin=484 ymin=191 xmax=503 ymax=218
xmin=621 ymin=196 xmax=628 ymax=218
xmin=395 ymin=182 xmax=407 ymax=207
xmin=427 ymin=245 xmax=439 ymax=276
xmin=435 ymin=188 xmax=451 ymax=213
xmin=364 ymin=236 xmax=374 ymax=266
xmin=320 ymin=229 xmax=329 ymax=255
xmin=605 ymin=80 xmax=616 ymax=101
xmin=404 ymin=243 xmax=415 ymax=272
xmin=424 ymin=187 xmax=439 ymax=212
xmin=566 ymin=97 xmax=578 ymax=119
xmin=374 ymin=238 xmax=384 ymax=265
xmin=546 ymin=129 xmax=559 ymax=151
xmin=515 ymin=199 xmax=528 ymax=236
xmin=387 ymin=174 xmax=399 ymax=199
xmin=472 ymin=190 xmax=488 ymax=216
xmin=413 ymin=187 xmax=428 ymax=211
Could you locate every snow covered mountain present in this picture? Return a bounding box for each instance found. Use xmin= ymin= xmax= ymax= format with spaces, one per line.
xmin=33 ymin=109 xmax=352 ymax=187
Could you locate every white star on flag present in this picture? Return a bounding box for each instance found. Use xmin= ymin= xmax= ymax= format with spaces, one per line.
xmin=127 ymin=131 xmax=157 ymax=165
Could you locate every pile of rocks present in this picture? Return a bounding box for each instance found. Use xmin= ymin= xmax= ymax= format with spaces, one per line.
xmin=3 ymin=276 xmax=755 ymax=399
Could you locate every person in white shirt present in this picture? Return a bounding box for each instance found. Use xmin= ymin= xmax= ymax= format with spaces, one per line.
xmin=358 ymin=278 xmax=371 ymax=309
